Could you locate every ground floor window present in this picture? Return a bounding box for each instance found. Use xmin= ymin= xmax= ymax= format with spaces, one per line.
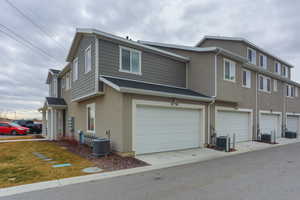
xmin=86 ymin=103 xmax=95 ymax=133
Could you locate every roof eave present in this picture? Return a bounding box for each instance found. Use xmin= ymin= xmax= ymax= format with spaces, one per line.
xmin=66 ymin=28 xmax=190 ymax=62
xmin=119 ymin=87 xmax=213 ymax=102
xmin=243 ymin=63 xmax=300 ymax=87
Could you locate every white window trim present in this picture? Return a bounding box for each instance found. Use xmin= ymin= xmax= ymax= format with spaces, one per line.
xmin=274 ymin=61 xmax=281 ymax=75
xmin=223 ymin=58 xmax=236 ymax=82
xmin=273 ymin=79 xmax=277 ymax=92
xmin=86 ymin=103 xmax=96 ymax=134
xmin=66 ymin=72 xmax=71 ymax=90
xmin=85 ymin=45 xmax=92 ymax=74
xmin=258 ymin=75 xmax=271 ymax=94
xmin=287 ymin=85 xmax=297 ymax=98
xmin=247 ymin=47 xmax=256 ymax=65
xmin=73 ymin=57 xmax=78 ymax=81
xmin=242 ymin=69 xmax=251 ymax=88
xmin=259 ymin=54 xmax=267 ymax=69
xmin=119 ymin=46 xmax=142 ymax=75
xmin=284 ymin=66 xmax=289 ymax=78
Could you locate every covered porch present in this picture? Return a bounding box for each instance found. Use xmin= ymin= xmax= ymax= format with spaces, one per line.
xmin=40 ymin=97 xmax=67 ymax=140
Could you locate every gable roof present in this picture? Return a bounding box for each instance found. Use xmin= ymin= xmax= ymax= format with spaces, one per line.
xmin=196 ymin=36 xmax=294 ymax=68
xmin=139 ymin=40 xmax=247 ymax=63
xmin=100 ymin=76 xmax=213 ymax=102
xmin=66 ymin=28 xmax=190 ymax=63
xmin=46 ymin=69 xmax=61 ymax=84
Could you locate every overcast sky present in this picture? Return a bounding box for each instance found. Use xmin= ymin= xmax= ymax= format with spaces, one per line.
xmin=0 ymin=0 xmax=299 ymax=119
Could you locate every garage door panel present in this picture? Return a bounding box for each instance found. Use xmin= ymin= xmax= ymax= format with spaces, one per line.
xmin=260 ymin=114 xmax=281 ymax=138
xmin=216 ymin=111 xmax=251 ymax=142
xmin=135 ymin=105 xmax=201 ymax=155
xmin=287 ymin=116 xmax=299 ymax=133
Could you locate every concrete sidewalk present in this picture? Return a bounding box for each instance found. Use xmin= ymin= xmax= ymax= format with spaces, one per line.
xmin=136 ymin=138 xmax=300 ymax=166
xmin=0 ymin=137 xmax=299 ymax=197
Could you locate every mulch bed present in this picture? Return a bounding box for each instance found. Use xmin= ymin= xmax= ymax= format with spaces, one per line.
xmin=55 ymin=140 xmax=149 ymax=171
xmin=206 ymin=144 xmax=237 ymax=152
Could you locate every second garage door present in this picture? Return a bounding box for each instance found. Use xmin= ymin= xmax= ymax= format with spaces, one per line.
xmin=216 ymin=110 xmax=251 ymax=142
xmin=260 ymin=113 xmax=281 ymax=138
xmin=287 ymin=115 xmax=299 ymax=133
xmin=134 ymin=104 xmax=202 ymax=155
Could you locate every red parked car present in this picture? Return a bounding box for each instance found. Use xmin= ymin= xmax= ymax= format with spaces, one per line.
xmin=0 ymin=122 xmax=29 ymax=135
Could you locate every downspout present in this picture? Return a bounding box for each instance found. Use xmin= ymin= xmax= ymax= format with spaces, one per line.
xmin=283 ymin=83 xmax=287 ymax=136
xmin=213 ymin=49 xmax=221 ymax=98
xmin=208 ymin=49 xmax=221 ymax=145
xmin=256 ymin=72 xmax=258 ymax=140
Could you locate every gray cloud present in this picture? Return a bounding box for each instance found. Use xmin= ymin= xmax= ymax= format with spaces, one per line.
xmin=0 ymin=0 xmax=300 ymax=118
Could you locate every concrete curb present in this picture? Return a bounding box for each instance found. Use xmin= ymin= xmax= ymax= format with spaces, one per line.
xmin=0 ymin=140 xmax=299 ymax=197
xmin=0 ymin=139 xmax=48 ymax=143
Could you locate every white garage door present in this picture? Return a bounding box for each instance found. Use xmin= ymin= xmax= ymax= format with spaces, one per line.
xmin=135 ymin=105 xmax=202 ymax=155
xmin=260 ymin=113 xmax=281 ymax=138
xmin=216 ymin=111 xmax=251 ymax=142
xmin=287 ymin=116 xmax=299 ymax=133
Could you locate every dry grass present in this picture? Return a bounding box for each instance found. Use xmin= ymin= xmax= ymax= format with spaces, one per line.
xmin=0 ymin=141 xmax=94 ymax=188
xmin=0 ymin=135 xmax=43 ymax=140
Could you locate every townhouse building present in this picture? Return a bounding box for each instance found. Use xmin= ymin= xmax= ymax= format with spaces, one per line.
xmin=41 ymin=29 xmax=300 ymax=156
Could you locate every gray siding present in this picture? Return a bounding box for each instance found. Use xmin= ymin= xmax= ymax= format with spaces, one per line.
xmin=200 ymin=39 xmax=292 ymax=80
xmin=71 ymin=36 xmax=96 ymax=100
xmin=98 ymin=39 xmax=186 ymax=88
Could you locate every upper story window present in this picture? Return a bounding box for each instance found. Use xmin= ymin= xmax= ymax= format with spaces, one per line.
xmin=259 ymin=75 xmax=271 ymax=93
xmin=282 ymin=65 xmax=289 ymax=78
xmin=274 ymin=62 xmax=281 ymax=75
xmin=259 ymin=54 xmax=267 ymax=69
xmin=287 ymin=85 xmax=298 ymax=97
xmin=49 ymin=78 xmax=57 ymax=97
xmin=85 ymin=45 xmax=92 ymax=73
xmin=242 ymin=69 xmax=251 ymax=88
xmin=223 ymin=58 xmax=236 ymax=82
xmin=273 ymin=79 xmax=277 ymax=92
xmin=73 ymin=57 xmax=78 ymax=81
xmin=247 ymin=47 xmax=256 ymax=65
xmin=119 ymin=46 xmax=142 ymax=75
xmin=66 ymin=72 xmax=71 ymax=90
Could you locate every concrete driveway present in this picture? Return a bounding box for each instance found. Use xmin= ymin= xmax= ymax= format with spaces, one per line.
xmin=3 ymin=141 xmax=300 ymax=200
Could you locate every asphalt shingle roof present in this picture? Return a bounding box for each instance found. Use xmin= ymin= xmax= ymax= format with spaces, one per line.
xmin=46 ymin=97 xmax=67 ymax=106
xmin=102 ymin=76 xmax=211 ymax=98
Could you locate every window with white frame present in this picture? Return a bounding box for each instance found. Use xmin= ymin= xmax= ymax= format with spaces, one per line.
xmin=286 ymin=85 xmax=297 ymax=97
xmin=66 ymin=73 xmax=71 ymax=90
xmin=273 ymin=79 xmax=277 ymax=92
xmin=224 ymin=58 xmax=236 ymax=82
xmin=259 ymin=54 xmax=267 ymax=69
xmin=86 ymin=103 xmax=95 ymax=133
xmin=119 ymin=46 xmax=141 ymax=74
xmin=242 ymin=69 xmax=251 ymax=88
xmin=287 ymin=85 xmax=292 ymax=97
xmin=282 ymin=65 xmax=289 ymax=78
xmin=285 ymin=66 xmax=289 ymax=78
xmin=73 ymin=57 xmax=78 ymax=81
xmin=247 ymin=47 xmax=256 ymax=65
xmin=274 ymin=62 xmax=281 ymax=75
xmin=259 ymin=75 xmax=271 ymax=93
xmin=85 ymin=45 xmax=92 ymax=73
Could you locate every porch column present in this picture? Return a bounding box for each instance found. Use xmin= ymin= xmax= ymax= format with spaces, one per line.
xmin=42 ymin=109 xmax=47 ymax=136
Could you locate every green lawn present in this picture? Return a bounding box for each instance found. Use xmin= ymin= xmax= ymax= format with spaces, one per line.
xmin=0 ymin=141 xmax=94 ymax=188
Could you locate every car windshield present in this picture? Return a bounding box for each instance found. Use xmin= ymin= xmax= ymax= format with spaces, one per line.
xmin=9 ymin=122 xmax=21 ymax=127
